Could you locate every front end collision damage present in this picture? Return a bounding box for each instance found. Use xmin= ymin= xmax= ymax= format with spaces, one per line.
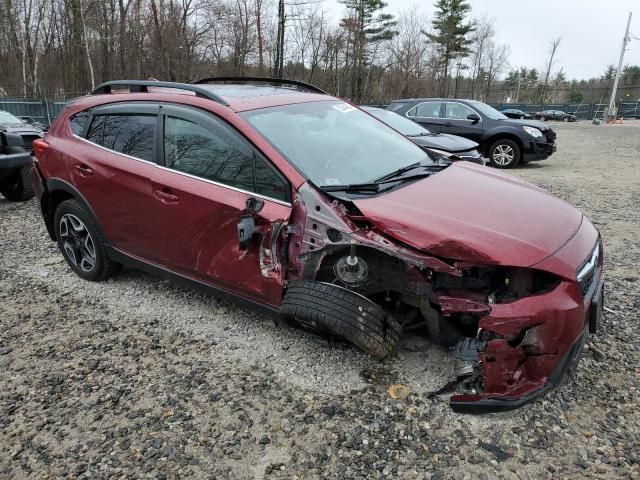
xmin=273 ymin=182 xmax=603 ymax=413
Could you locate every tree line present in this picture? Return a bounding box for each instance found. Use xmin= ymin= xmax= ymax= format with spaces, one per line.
xmin=1 ymin=0 xmax=639 ymax=104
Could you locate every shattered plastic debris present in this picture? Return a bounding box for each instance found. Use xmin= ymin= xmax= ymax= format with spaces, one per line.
xmin=387 ymin=384 xmax=411 ymax=400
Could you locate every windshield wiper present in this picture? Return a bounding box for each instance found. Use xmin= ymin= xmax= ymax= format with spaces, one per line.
xmin=374 ymin=162 xmax=444 ymax=183
xmin=320 ymin=183 xmax=380 ymax=193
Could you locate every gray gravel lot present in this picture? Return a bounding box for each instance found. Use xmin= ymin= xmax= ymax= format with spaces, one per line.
xmin=1 ymin=121 xmax=639 ymax=479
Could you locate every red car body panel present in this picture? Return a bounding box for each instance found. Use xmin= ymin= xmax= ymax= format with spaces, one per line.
xmin=32 ymin=83 xmax=603 ymax=413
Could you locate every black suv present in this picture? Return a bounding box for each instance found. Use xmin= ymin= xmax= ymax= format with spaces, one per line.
xmin=387 ymin=99 xmax=557 ymax=168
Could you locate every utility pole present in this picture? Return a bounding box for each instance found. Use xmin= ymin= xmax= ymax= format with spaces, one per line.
xmin=607 ymin=12 xmax=632 ymax=119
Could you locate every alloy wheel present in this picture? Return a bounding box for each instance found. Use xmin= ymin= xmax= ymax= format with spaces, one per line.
xmin=59 ymin=214 xmax=97 ymax=272
xmin=492 ymin=144 xmax=515 ymax=166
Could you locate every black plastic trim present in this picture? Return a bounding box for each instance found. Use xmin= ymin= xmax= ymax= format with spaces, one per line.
xmin=105 ymin=246 xmax=280 ymax=318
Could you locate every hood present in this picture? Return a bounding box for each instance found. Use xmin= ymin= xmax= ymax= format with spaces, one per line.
xmin=409 ymin=133 xmax=478 ymax=153
xmin=502 ymin=118 xmax=551 ymax=130
xmin=353 ymin=162 xmax=583 ymax=267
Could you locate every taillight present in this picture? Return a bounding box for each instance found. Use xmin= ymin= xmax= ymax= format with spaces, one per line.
xmin=32 ymin=139 xmax=49 ymax=158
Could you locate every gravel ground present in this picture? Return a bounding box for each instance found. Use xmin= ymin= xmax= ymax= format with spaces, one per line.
xmin=1 ymin=121 xmax=639 ymax=479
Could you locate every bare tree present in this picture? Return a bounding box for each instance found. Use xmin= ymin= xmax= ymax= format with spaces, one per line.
xmin=540 ymin=37 xmax=561 ymax=103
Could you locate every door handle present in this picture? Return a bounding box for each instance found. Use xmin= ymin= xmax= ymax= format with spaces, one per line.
xmin=153 ymin=188 xmax=179 ymax=203
xmin=444 ymin=122 xmax=453 ymax=126
xmin=74 ymin=164 xmax=93 ymax=176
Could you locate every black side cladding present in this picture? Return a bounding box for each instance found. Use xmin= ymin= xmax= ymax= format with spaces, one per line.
xmin=280 ymin=281 xmax=401 ymax=359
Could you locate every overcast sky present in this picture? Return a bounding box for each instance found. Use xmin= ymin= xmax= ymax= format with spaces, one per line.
xmin=326 ymin=0 xmax=640 ymax=80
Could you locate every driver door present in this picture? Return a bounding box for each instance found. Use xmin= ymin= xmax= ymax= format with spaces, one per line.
xmin=440 ymin=102 xmax=484 ymax=142
xmin=149 ymin=105 xmax=292 ymax=304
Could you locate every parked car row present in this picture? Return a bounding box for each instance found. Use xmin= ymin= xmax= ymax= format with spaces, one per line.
xmin=386 ymin=98 xmax=556 ymax=168
xmin=27 ymin=77 xmax=602 ymax=413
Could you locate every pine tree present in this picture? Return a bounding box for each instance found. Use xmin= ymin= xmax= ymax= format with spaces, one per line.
xmin=425 ymin=0 xmax=474 ymax=97
xmin=340 ymin=0 xmax=397 ymax=102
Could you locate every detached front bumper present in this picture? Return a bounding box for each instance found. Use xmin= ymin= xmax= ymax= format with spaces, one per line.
xmin=449 ymin=227 xmax=604 ymax=413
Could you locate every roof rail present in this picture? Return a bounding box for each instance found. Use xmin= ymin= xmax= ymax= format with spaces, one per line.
xmin=91 ymin=80 xmax=230 ymax=106
xmin=193 ymin=76 xmax=328 ymax=95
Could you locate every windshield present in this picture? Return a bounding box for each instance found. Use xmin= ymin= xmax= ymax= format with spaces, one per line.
xmin=467 ymin=101 xmax=507 ymax=120
xmin=0 ymin=111 xmax=23 ymax=125
xmin=365 ymin=108 xmax=430 ymax=136
xmin=242 ymin=101 xmax=429 ymax=187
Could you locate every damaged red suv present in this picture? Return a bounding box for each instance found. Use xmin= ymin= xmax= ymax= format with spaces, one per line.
xmin=30 ymin=78 xmax=604 ymax=413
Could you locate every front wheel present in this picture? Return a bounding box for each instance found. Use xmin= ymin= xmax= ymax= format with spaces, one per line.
xmin=0 ymin=165 xmax=34 ymax=202
xmin=563 ymin=117 xmax=569 ymax=122
xmin=520 ymin=115 xmax=525 ymax=120
xmin=488 ymin=139 xmax=521 ymax=169
xmin=54 ymin=199 xmax=120 ymax=281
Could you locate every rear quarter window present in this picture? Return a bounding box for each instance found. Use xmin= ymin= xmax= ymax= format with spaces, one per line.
xmin=69 ymin=110 xmax=90 ymax=136
xmin=86 ymin=114 xmax=156 ymax=162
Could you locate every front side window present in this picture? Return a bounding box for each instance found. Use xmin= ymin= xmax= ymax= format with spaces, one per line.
xmin=409 ymin=102 xmax=443 ymax=118
xmin=445 ymin=103 xmax=476 ymax=120
xmin=242 ymin=101 xmax=429 ymax=187
xmin=164 ymin=116 xmax=289 ymax=202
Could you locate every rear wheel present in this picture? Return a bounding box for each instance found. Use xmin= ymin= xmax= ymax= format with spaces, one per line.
xmin=280 ymin=281 xmax=401 ymax=359
xmin=540 ymin=116 xmax=546 ymax=121
xmin=0 ymin=165 xmax=34 ymax=201
xmin=488 ymin=139 xmax=521 ymax=169
xmin=563 ymin=117 xmax=569 ymax=122
xmin=54 ymin=199 xmax=120 ymax=281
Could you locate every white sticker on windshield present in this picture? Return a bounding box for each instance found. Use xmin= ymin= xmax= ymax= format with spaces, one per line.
xmin=333 ymin=103 xmax=356 ymax=113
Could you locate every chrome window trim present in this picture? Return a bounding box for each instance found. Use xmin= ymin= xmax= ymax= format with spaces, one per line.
xmin=577 ymin=240 xmax=600 ymax=283
xmin=72 ymin=133 xmax=292 ymax=207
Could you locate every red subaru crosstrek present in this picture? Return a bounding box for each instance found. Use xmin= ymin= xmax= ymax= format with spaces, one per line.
xmin=30 ymin=78 xmax=604 ymax=413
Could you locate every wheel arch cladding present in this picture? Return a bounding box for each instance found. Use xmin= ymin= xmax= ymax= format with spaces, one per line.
xmin=44 ymin=179 xmax=109 ymax=243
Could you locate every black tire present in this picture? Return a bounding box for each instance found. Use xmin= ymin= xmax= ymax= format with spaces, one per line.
xmin=488 ymin=139 xmax=521 ymax=169
xmin=0 ymin=164 xmax=34 ymax=201
xmin=280 ymin=281 xmax=401 ymax=359
xmin=54 ymin=199 xmax=120 ymax=281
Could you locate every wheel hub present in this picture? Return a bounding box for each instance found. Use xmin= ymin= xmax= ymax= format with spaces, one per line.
xmin=59 ymin=214 xmax=96 ymax=272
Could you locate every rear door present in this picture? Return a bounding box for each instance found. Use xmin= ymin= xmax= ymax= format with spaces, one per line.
xmin=149 ymin=105 xmax=292 ymax=304
xmin=405 ymin=101 xmax=445 ymax=133
xmin=71 ymin=103 xmax=161 ymax=259
xmin=440 ymin=102 xmax=484 ymax=142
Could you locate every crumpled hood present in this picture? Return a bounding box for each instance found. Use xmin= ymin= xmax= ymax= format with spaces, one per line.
xmin=410 ymin=133 xmax=478 ymax=153
xmin=0 ymin=124 xmax=43 ymax=136
xmin=353 ymin=162 xmax=583 ymax=267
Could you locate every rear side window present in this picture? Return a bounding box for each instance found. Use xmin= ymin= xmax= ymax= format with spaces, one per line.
xmin=164 ymin=116 xmax=289 ymax=202
xmin=70 ymin=110 xmax=90 ymax=136
xmin=86 ymin=114 xmax=156 ymax=162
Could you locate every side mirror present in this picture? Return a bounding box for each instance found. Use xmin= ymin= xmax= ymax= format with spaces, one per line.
xmin=245 ymin=196 xmax=264 ymax=214
xmin=467 ymin=113 xmax=481 ymax=124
